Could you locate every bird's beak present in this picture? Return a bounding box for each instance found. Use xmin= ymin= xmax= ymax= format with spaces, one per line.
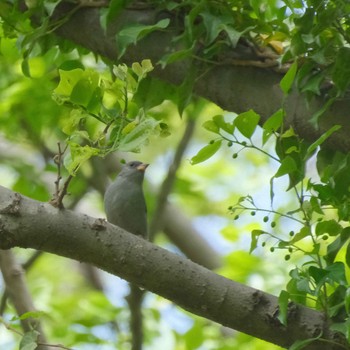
xmin=137 ymin=163 xmax=149 ymax=172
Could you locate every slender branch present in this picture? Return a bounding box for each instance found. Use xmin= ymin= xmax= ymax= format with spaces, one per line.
xmin=149 ymin=118 xmax=196 ymax=240
xmin=0 ymin=250 xmax=49 ymax=350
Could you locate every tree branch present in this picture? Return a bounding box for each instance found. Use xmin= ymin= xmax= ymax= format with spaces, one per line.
xmin=51 ymin=5 xmax=350 ymax=153
xmin=0 ymin=186 xmax=347 ymax=350
xmin=0 ymin=250 xmax=49 ymax=350
xmin=149 ymin=118 xmax=196 ymax=240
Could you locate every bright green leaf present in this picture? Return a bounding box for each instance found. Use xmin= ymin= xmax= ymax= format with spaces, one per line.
xmin=234 ymin=110 xmax=260 ymax=138
xmin=213 ymin=115 xmax=235 ymax=134
xmin=70 ymin=72 xmax=100 ymax=107
xmin=64 ymin=143 xmax=100 ymax=175
xmin=191 ymin=140 xmax=222 ymax=165
xmin=262 ymin=109 xmax=284 ymax=144
xmin=54 ymin=69 xmax=84 ymax=97
xmin=250 ymin=229 xmax=265 ymax=253
xmin=202 ymin=120 xmax=220 ymax=134
xmin=280 ymin=61 xmax=298 ymax=95
xmin=132 ymin=59 xmax=153 ymax=80
xmin=305 ymin=125 xmax=341 ymax=158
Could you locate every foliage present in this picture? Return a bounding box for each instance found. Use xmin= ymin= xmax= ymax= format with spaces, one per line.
xmin=1 ymin=0 xmax=350 ymax=349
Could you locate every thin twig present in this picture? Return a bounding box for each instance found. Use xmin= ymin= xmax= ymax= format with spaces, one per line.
xmin=149 ymin=118 xmax=196 ymax=240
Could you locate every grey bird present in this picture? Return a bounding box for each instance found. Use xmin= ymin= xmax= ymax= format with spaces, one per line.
xmin=104 ymin=161 xmax=149 ymax=238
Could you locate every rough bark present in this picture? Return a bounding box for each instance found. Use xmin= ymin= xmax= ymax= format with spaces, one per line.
xmin=52 ymin=4 xmax=350 ymax=153
xmin=0 ymin=186 xmax=348 ymax=350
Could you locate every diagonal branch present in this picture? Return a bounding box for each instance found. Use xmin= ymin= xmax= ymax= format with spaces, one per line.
xmin=149 ymin=118 xmax=196 ymax=240
xmin=0 ymin=186 xmax=347 ymax=350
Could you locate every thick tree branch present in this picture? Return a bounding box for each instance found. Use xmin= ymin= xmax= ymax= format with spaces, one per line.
xmin=52 ymin=5 xmax=350 ymax=153
xmin=0 ymin=186 xmax=347 ymax=349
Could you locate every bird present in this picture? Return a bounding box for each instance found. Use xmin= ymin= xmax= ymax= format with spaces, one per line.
xmin=104 ymin=161 xmax=149 ymax=350
xmin=104 ymin=161 xmax=149 ymax=238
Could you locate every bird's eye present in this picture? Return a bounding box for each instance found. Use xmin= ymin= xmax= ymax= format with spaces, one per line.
xmin=128 ymin=161 xmax=139 ymax=168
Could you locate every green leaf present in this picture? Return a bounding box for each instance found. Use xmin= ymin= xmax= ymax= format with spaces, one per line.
xmin=275 ymin=156 xmax=297 ymax=178
xmin=119 ymin=118 xmax=160 ymax=152
xmin=159 ymin=47 xmax=194 ymax=68
xmin=131 ymin=59 xmax=153 ymax=80
xmin=289 ymin=332 xmax=322 ymax=350
xmin=117 ymin=18 xmax=170 ymax=58
xmin=250 ymin=229 xmax=265 ymax=253
xmin=213 ymin=115 xmax=234 ymax=134
xmin=202 ymin=120 xmax=220 ymax=134
xmin=305 ymin=125 xmax=341 ymax=158
xmin=64 ymin=143 xmax=100 ymax=175
xmin=191 ymin=140 xmax=222 ymax=165
xmin=262 ymin=109 xmax=284 ymax=144
xmin=70 ymin=71 xmax=100 ymax=107
xmin=54 ymin=68 xmax=84 ymax=97
xmin=309 ymin=96 xmax=337 ymax=127
xmin=315 ymin=220 xmax=342 ymax=237
xmin=290 ymin=226 xmax=311 ymax=244
xmin=19 ymin=330 xmax=39 ymax=350
xmin=346 ymin=241 xmax=350 ymax=269
xmin=280 ymin=60 xmax=298 ymax=94
xmin=332 ymin=47 xmax=350 ymax=92
xmin=234 ymin=110 xmax=260 ymax=138
xmin=277 ymin=290 xmax=289 ymax=326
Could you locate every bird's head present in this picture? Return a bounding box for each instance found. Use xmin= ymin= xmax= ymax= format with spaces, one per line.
xmin=118 ymin=161 xmax=149 ymax=182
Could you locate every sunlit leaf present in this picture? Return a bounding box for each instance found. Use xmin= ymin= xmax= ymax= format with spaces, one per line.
xmin=263 ymin=109 xmax=284 ymax=144
xmin=234 ymin=110 xmax=260 ymax=138
xmin=305 ymin=125 xmax=341 ymax=158
xmin=191 ymin=140 xmax=222 ymax=164
xmin=203 ymin=120 xmax=220 ymax=134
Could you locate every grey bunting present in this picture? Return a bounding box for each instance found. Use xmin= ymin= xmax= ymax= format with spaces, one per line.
xmin=104 ymin=161 xmax=149 ymax=238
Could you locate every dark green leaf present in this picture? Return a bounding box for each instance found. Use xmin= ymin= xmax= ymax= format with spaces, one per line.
xmin=117 ymin=19 xmax=170 ymax=58
xmin=191 ymin=140 xmax=222 ymax=165
xmin=290 ymin=226 xmax=311 ymax=244
xmin=159 ymin=47 xmax=194 ymax=68
xmin=332 ymin=47 xmax=350 ymax=92
xmin=280 ymin=60 xmax=298 ymax=95
xmin=277 ymin=290 xmax=289 ymax=326
xmin=315 ymin=220 xmax=342 ymax=237
xmin=274 ymin=156 xmax=297 ymax=177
